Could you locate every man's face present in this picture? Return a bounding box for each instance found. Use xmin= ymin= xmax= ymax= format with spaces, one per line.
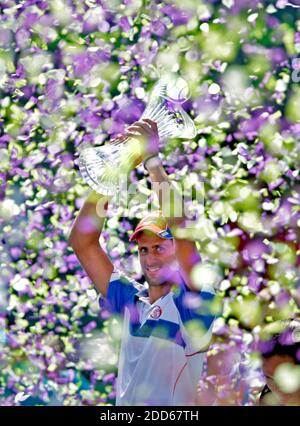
xmin=136 ymin=232 xmax=178 ymax=286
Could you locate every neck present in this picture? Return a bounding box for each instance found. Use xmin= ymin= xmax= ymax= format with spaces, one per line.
xmin=148 ymin=283 xmax=172 ymax=304
xmin=147 ymin=272 xmax=182 ymax=304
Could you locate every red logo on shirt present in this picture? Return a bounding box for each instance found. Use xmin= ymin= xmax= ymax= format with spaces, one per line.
xmin=149 ymin=306 xmax=162 ymax=319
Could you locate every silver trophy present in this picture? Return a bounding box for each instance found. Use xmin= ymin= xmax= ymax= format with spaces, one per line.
xmin=79 ymin=74 xmax=196 ymax=195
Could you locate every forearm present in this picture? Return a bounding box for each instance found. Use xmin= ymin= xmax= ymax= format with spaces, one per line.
xmin=68 ymin=190 xmax=111 ymax=249
xmin=145 ymin=157 xmax=185 ymax=226
xmin=145 ymin=156 xmax=202 ymax=290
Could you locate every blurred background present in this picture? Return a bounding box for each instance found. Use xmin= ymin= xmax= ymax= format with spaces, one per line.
xmin=0 ymin=0 xmax=299 ymax=405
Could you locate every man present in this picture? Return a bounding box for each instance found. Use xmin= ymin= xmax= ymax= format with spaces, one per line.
xmin=69 ymin=119 xmax=216 ymax=405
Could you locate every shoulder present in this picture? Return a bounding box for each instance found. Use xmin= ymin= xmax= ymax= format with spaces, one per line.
xmin=172 ymin=281 xmax=216 ymax=333
xmin=172 ymin=280 xmax=216 ymax=312
xmin=99 ymin=268 xmax=146 ymax=314
xmin=108 ymin=268 xmax=146 ymax=294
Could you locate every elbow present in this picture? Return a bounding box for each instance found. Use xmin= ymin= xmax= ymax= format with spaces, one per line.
xmin=68 ymin=226 xmax=82 ymax=252
xmin=68 ymin=227 xmax=99 ymax=253
xmin=68 ymin=233 xmax=75 ymax=248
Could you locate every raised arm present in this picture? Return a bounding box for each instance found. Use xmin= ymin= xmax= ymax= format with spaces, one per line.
xmin=68 ymin=190 xmax=113 ymax=297
xmin=145 ymin=155 xmax=201 ymax=291
xmin=126 ymin=119 xmax=201 ymax=291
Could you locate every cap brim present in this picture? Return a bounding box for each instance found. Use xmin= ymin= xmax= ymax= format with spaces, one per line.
xmin=129 ymin=224 xmax=164 ymax=242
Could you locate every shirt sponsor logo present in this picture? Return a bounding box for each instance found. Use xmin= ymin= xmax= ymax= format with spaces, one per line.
xmin=149 ymin=305 xmax=162 ymax=319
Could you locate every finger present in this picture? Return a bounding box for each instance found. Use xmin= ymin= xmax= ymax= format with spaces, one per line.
xmin=138 ymin=121 xmax=154 ymax=131
xmin=129 ymin=121 xmax=140 ymax=128
xmin=127 ymin=125 xmax=140 ymax=131
xmin=139 ymin=119 xmax=153 ymax=129
xmin=111 ymin=134 xmax=127 ymax=143
xmin=126 ymin=131 xmax=143 ymax=138
xmin=129 ymin=120 xmax=152 ymax=130
xmin=126 ymin=126 xmax=143 ymax=135
xmin=127 ymin=125 xmax=152 ymax=135
xmin=142 ymin=118 xmax=158 ymax=130
xmin=128 ymin=123 xmax=153 ymax=134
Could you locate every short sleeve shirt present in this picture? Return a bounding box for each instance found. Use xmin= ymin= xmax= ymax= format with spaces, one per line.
xmin=100 ymin=269 xmax=216 ymax=406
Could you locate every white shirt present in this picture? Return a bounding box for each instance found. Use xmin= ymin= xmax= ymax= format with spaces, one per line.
xmin=100 ymin=269 xmax=216 ymax=406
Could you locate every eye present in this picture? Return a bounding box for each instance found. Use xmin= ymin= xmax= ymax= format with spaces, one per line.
xmin=139 ymin=247 xmax=147 ymax=254
xmin=155 ymin=246 xmax=163 ymax=253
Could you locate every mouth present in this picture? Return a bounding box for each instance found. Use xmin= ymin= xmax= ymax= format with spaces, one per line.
xmin=146 ymin=266 xmax=161 ymax=274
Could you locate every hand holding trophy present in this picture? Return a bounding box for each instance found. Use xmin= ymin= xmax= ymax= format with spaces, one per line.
xmin=126 ymin=118 xmax=160 ymax=164
xmin=78 ymin=73 xmax=196 ymax=195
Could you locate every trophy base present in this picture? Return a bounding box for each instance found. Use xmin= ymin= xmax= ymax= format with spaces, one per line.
xmin=79 ymin=138 xmax=142 ymax=196
xmin=79 ymin=146 xmax=120 ymax=196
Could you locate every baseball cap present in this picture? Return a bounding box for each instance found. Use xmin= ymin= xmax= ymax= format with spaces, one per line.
xmin=129 ymin=211 xmax=173 ymax=242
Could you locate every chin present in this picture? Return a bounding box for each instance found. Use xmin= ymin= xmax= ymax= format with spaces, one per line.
xmin=147 ymin=278 xmax=164 ymax=286
xmin=145 ymin=274 xmax=165 ymax=286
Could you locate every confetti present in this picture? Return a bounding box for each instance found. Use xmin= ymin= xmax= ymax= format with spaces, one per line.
xmin=0 ymin=0 xmax=299 ymax=407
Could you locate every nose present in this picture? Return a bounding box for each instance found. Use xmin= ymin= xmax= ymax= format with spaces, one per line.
xmin=144 ymin=253 xmax=158 ymax=267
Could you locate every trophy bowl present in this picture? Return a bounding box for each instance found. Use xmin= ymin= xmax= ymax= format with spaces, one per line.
xmin=79 ymin=73 xmax=196 ymax=195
